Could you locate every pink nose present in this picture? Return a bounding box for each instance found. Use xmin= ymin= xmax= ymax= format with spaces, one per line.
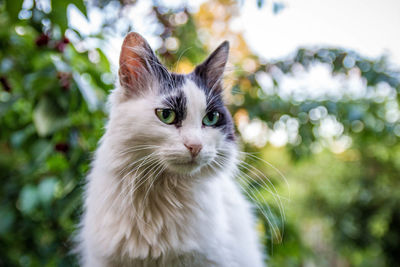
xmin=184 ymin=143 xmax=203 ymax=158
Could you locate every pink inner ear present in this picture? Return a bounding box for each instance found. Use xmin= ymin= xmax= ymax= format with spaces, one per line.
xmin=119 ymin=32 xmax=147 ymax=86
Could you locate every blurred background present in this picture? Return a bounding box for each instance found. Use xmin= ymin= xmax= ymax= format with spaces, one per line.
xmin=1 ymin=0 xmax=400 ymax=266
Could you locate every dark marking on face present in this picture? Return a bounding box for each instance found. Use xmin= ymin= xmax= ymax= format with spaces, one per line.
xmin=162 ymin=88 xmax=187 ymax=127
xmin=206 ymin=95 xmax=235 ymax=141
xmin=141 ymin=47 xmax=185 ymax=93
xmin=190 ymin=74 xmax=235 ymax=141
xmin=190 ymin=71 xmax=223 ymax=98
xmin=157 ymin=72 xmax=185 ymax=92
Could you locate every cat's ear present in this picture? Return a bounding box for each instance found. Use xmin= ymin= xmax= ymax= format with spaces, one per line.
xmin=194 ymin=41 xmax=229 ymax=91
xmin=119 ymin=32 xmax=162 ymax=95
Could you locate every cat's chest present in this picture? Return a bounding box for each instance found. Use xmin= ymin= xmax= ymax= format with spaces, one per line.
xmin=105 ymin=177 xmax=229 ymax=260
xmin=109 ymin=251 xmax=218 ymax=267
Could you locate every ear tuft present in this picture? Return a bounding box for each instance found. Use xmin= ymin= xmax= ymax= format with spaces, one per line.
xmin=194 ymin=41 xmax=229 ymax=91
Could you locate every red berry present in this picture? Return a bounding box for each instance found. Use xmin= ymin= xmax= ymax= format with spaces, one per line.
xmin=35 ymin=34 xmax=50 ymax=47
xmin=55 ymin=143 xmax=69 ymax=153
xmin=57 ymin=72 xmax=71 ymax=91
xmin=56 ymin=42 xmax=66 ymax=52
xmin=62 ymin=37 xmax=70 ymax=44
xmin=0 ymin=76 xmax=11 ymax=92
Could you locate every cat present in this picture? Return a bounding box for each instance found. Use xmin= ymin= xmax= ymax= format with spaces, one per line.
xmin=77 ymin=32 xmax=265 ymax=267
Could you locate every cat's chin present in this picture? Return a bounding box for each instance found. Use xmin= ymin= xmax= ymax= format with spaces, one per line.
xmin=166 ymin=162 xmax=202 ymax=175
xmin=165 ymin=158 xmax=208 ymax=175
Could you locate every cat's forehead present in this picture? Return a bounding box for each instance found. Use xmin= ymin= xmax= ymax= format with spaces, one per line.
xmin=160 ymin=74 xmax=220 ymax=106
xmin=181 ymin=79 xmax=207 ymax=111
xmin=160 ymin=77 xmax=207 ymax=123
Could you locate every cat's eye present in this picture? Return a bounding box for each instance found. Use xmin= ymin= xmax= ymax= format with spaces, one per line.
xmin=156 ymin=108 xmax=176 ymax=124
xmin=203 ymin=111 xmax=220 ymax=126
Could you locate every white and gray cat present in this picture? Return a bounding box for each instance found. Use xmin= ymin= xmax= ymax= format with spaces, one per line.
xmin=78 ymin=32 xmax=265 ymax=267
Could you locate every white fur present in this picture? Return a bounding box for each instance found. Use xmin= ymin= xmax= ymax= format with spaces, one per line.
xmin=78 ymin=80 xmax=265 ymax=266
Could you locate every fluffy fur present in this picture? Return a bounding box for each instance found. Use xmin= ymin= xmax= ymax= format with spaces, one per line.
xmin=78 ymin=32 xmax=264 ymax=267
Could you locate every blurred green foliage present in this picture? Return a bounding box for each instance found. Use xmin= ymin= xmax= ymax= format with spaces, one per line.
xmin=0 ymin=0 xmax=111 ymax=265
xmin=0 ymin=0 xmax=399 ymax=267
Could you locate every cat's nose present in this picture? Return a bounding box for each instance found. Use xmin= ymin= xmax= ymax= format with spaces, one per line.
xmin=184 ymin=143 xmax=203 ymax=158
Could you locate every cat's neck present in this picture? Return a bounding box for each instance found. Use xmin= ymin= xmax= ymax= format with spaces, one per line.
xmin=92 ymin=148 xmax=209 ymax=255
xmin=87 ymin=138 xmax=231 ymax=259
xmin=94 ymin=139 xmax=208 ymax=213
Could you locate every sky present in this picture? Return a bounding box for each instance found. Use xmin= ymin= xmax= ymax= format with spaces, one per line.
xmin=69 ymin=0 xmax=400 ymax=67
xmin=234 ymin=0 xmax=400 ymax=65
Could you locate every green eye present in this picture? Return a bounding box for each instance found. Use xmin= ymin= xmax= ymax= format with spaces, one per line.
xmin=156 ymin=109 xmax=176 ymax=124
xmin=203 ymin=111 xmax=220 ymax=126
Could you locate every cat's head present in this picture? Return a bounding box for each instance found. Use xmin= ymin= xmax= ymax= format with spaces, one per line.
xmin=109 ymin=32 xmax=236 ymax=176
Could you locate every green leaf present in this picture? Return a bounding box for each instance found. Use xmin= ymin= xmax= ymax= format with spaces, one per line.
xmin=10 ymin=125 xmax=35 ymax=148
xmin=0 ymin=95 xmax=18 ymax=116
xmin=70 ymin=0 xmax=88 ymax=18
xmin=73 ymin=72 xmax=99 ymax=111
xmin=38 ymin=177 xmax=58 ymax=205
xmin=257 ymin=0 xmax=265 ymax=8
xmin=5 ymin=0 xmax=24 ymax=21
xmin=0 ymin=206 xmax=15 ymax=236
xmin=33 ymin=97 xmax=57 ymax=136
xmin=24 ymin=70 xmax=58 ymax=95
xmin=30 ymin=140 xmax=53 ymax=164
xmin=19 ymin=185 xmax=39 ymax=215
xmin=33 ymin=97 xmax=69 ymax=136
xmin=50 ymin=0 xmax=88 ymax=33
xmin=97 ymin=48 xmax=111 ymax=72
xmin=50 ymin=0 xmax=69 ymax=34
xmin=46 ymin=153 xmax=69 ymax=172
